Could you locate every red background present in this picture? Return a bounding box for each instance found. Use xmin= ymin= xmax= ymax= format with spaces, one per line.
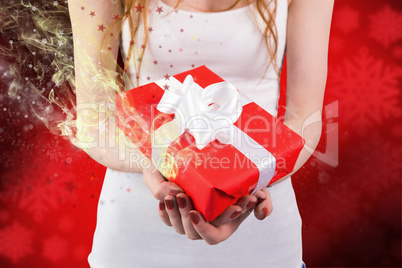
xmin=0 ymin=0 xmax=401 ymax=267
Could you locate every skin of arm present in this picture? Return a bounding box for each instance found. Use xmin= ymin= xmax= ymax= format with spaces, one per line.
xmin=67 ymin=1 xmax=268 ymax=240
xmin=272 ymin=0 xmax=335 ymax=184
xmin=156 ymin=0 xmax=335 ymax=244
xmin=67 ymin=0 xmax=334 ymax=245
xmin=185 ymin=0 xmax=335 ymax=244
xmin=68 ymin=0 xmax=334 ymax=179
xmin=68 ymin=0 xmax=145 ymax=173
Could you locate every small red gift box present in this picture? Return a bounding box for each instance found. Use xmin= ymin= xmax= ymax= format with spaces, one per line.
xmin=116 ymin=66 xmax=304 ymax=221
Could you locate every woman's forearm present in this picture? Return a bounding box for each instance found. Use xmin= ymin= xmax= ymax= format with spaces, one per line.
xmin=72 ymin=49 xmax=147 ymax=174
xmin=77 ymin=125 xmax=146 ymax=173
xmin=272 ymin=0 xmax=334 ymax=184
xmin=285 ymin=114 xmax=322 ymax=174
xmin=268 ymin=113 xmax=322 ymax=185
xmin=69 ymin=0 xmax=146 ymax=173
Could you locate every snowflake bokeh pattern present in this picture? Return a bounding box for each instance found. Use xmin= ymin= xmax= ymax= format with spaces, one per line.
xmin=368 ymin=5 xmax=402 ymax=48
xmin=333 ymin=5 xmax=359 ymax=34
xmin=1 ymin=162 xmax=76 ymax=222
xmin=42 ymin=235 xmax=68 ymax=262
xmin=347 ymin=132 xmax=401 ymax=196
xmin=0 ymin=221 xmax=34 ymax=263
xmin=328 ymin=34 xmax=344 ymax=53
xmin=392 ymin=46 xmax=402 ymax=59
xmin=327 ymin=47 xmax=401 ymax=131
xmin=0 ymin=0 xmax=401 ymax=267
xmin=46 ymin=139 xmax=63 ymax=161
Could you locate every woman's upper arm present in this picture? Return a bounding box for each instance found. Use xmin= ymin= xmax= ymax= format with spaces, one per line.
xmin=285 ymin=0 xmax=334 ymax=121
xmin=267 ymin=0 xmax=335 ymax=182
xmin=68 ymin=0 xmax=122 ymax=103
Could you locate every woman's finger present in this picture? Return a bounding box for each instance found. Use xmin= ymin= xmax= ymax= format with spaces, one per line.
xmin=189 ymin=210 xmax=228 ymax=245
xmin=254 ymin=188 xmax=273 ymax=220
xmin=211 ymin=205 xmax=243 ymax=225
xmin=235 ymin=195 xmax=258 ymax=212
xmin=233 ymin=204 xmax=254 ymax=224
xmin=143 ymin=167 xmax=183 ymax=201
xmin=211 ymin=195 xmax=256 ymax=226
xmin=176 ymin=193 xmax=202 ymax=240
xmin=253 ymin=189 xmax=267 ymax=204
xmin=158 ymin=201 xmax=172 ymax=226
xmin=164 ymin=195 xmax=185 ymax=235
xmin=189 ymin=201 xmax=256 ymax=245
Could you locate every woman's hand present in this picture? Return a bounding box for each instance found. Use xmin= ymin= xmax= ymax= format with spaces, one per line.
xmin=186 ymin=188 xmax=273 ymax=245
xmin=143 ymin=165 xmax=273 ymax=244
xmin=143 ymin=166 xmax=184 ymax=201
xmin=159 ymin=188 xmax=273 ymax=245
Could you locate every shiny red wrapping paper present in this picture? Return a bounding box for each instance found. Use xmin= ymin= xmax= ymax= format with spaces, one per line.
xmin=116 ymin=66 xmax=304 ymax=221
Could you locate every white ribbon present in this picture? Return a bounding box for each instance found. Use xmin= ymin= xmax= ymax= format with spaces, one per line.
xmin=152 ymin=75 xmax=276 ymax=194
xmin=156 ymin=75 xmax=242 ymax=149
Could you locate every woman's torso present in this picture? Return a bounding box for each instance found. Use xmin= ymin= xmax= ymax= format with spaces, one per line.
xmin=121 ymin=0 xmax=288 ymax=116
xmin=89 ymin=1 xmax=303 ymax=267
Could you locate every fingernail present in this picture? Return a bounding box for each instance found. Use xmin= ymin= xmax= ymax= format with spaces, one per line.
xmin=159 ymin=202 xmax=165 ymax=210
xmin=230 ymin=210 xmax=242 ymax=219
xmin=176 ymin=196 xmax=186 ymax=209
xmin=246 ymin=201 xmax=257 ymax=210
xmin=165 ymin=199 xmax=174 ymax=210
xmin=189 ymin=211 xmax=200 ymax=225
xmin=262 ymin=207 xmax=269 ymax=220
xmin=169 ymin=190 xmax=181 ymax=196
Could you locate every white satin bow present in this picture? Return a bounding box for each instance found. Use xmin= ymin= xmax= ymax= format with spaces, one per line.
xmin=152 ymin=74 xmax=276 ymax=194
xmin=156 ymin=75 xmax=242 ymax=150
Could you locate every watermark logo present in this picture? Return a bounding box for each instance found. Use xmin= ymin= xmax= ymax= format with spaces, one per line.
xmin=73 ymin=100 xmax=339 ymax=169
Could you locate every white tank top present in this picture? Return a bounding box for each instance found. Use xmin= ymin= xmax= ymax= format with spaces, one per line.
xmin=88 ymin=1 xmax=303 ymax=267
xmin=121 ymin=0 xmax=287 ymax=116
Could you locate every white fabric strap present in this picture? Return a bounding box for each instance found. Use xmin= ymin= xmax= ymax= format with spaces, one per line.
xmin=230 ymin=125 xmax=276 ymax=194
xmin=151 ymin=75 xmax=276 ymax=193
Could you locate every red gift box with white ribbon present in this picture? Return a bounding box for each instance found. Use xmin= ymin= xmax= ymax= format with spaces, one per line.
xmin=116 ymin=66 xmax=304 ymax=221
